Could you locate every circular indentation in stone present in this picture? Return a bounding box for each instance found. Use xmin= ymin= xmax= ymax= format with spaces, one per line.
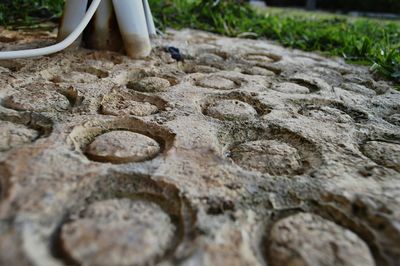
xmin=243 ymin=53 xmax=281 ymax=63
xmin=328 ymin=102 xmax=368 ymax=123
xmin=2 ymin=85 xmax=70 ymax=112
xmin=196 ymin=75 xmax=237 ymax=90
xmin=242 ymin=66 xmax=275 ymax=76
xmin=0 ymin=36 xmax=18 ymax=43
xmin=312 ymin=192 xmax=398 ymax=265
xmin=85 ymin=130 xmax=161 ymax=164
xmin=222 ymin=126 xmax=321 ymax=176
xmin=267 ymin=213 xmax=375 ymax=266
xmin=0 ymin=163 xmax=11 ymax=201
xmin=197 ymin=53 xmax=225 ymax=67
xmin=51 ymin=71 xmax=99 ymax=83
xmin=0 ymin=60 xmax=24 ymax=72
xmin=85 ymin=51 xmax=124 ymax=65
xmin=296 ymin=101 xmax=369 ymax=123
xmin=312 ymin=66 xmax=342 ymax=86
xmin=386 ymin=113 xmax=400 ymax=126
xmin=289 ymin=74 xmax=331 ymax=93
xmin=100 ymin=90 xmax=167 ymax=117
xmin=230 ymin=140 xmax=303 ymax=176
xmin=68 ymin=118 xmax=175 ymax=163
xmin=362 ymin=140 xmax=400 ymax=172
xmin=0 ymin=120 xmax=39 ymax=152
xmin=299 ymin=105 xmax=353 ymax=123
xmin=127 ymin=77 xmax=171 ymax=93
xmin=205 ymin=99 xmax=258 ymax=121
xmin=201 ymin=92 xmax=270 ymax=121
xmin=102 ymin=96 xmax=158 ymax=116
xmin=183 ymin=64 xmax=220 ymax=74
xmin=74 ymin=65 xmax=109 ymax=79
xmin=341 ymin=83 xmax=376 ymax=96
xmin=60 ymin=198 xmax=175 ymax=266
xmin=273 ymin=82 xmax=310 ymax=94
xmin=0 ymin=111 xmax=52 ymax=153
xmin=292 ymin=55 xmax=321 ymax=66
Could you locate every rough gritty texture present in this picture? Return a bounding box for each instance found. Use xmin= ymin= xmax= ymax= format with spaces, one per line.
xmin=0 ymin=27 xmax=400 ymax=266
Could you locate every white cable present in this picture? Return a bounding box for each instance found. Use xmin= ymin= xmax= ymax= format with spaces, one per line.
xmin=0 ymin=0 xmax=102 ymax=60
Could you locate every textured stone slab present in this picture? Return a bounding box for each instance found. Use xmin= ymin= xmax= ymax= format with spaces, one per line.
xmin=0 ymin=28 xmax=399 ymax=266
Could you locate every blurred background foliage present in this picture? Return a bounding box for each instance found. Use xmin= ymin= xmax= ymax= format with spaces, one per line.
xmin=0 ymin=0 xmax=399 ymax=84
xmin=266 ymin=0 xmax=400 ymax=13
xmin=0 ymin=0 xmax=64 ymax=26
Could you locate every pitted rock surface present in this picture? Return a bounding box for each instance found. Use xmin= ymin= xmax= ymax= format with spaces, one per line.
xmin=0 ymin=27 xmax=400 ymax=266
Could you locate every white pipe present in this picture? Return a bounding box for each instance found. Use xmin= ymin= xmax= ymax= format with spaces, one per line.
xmin=142 ymin=0 xmax=157 ymax=37
xmin=113 ymin=0 xmax=151 ymax=58
xmin=0 ymin=0 xmax=102 ymax=60
xmin=86 ymin=0 xmax=123 ymax=51
xmin=57 ymin=0 xmax=88 ymax=42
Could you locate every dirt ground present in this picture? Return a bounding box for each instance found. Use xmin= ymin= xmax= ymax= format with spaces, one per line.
xmin=0 ymin=27 xmax=399 ymax=266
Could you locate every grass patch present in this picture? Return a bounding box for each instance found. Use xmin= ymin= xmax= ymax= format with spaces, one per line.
xmin=149 ymin=0 xmax=400 ymax=84
xmin=0 ymin=0 xmax=399 ymax=85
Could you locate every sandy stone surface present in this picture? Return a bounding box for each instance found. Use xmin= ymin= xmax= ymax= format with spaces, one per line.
xmin=0 ymin=27 xmax=400 ymax=266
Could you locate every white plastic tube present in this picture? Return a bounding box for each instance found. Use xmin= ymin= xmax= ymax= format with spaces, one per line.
xmin=86 ymin=0 xmax=123 ymax=51
xmin=57 ymin=0 xmax=88 ymax=42
xmin=112 ymin=0 xmax=151 ymax=58
xmin=0 ymin=0 xmax=102 ymax=60
xmin=142 ymin=0 xmax=157 ymax=37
